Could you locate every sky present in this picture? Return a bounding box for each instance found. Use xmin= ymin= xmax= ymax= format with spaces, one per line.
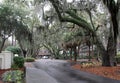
xmin=67 ymin=0 xmax=73 ymax=3
xmin=0 ymin=0 xmax=2 ymax=3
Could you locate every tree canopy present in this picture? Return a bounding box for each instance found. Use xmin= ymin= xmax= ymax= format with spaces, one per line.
xmin=0 ymin=0 xmax=120 ymax=66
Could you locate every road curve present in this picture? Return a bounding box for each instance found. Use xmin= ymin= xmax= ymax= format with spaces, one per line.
xmin=26 ymin=59 xmax=120 ymax=83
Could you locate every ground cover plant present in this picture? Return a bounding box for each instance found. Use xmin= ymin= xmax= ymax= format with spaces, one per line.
xmin=2 ymin=70 xmax=24 ymax=83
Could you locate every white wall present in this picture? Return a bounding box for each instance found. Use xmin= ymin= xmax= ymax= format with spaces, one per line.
xmin=0 ymin=51 xmax=13 ymax=69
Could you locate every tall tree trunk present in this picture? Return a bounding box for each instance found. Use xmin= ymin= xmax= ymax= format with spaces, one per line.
xmin=77 ymin=46 xmax=80 ymax=60
xmin=12 ymin=34 xmax=14 ymax=46
xmin=94 ymin=35 xmax=111 ymax=66
xmin=107 ymin=39 xmax=117 ymax=66
xmin=101 ymin=52 xmax=110 ymax=66
xmin=95 ymin=32 xmax=116 ymax=66
xmin=0 ymin=38 xmax=6 ymax=53
xmin=70 ymin=48 xmax=73 ymax=60
xmin=107 ymin=25 xmax=117 ymax=66
xmin=101 ymin=0 xmax=119 ymax=66
xmin=88 ymin=45 xmax=91 ymax=61
xmin=92 ymin=44 xmax=94 ymax=57
xmin=77 ymin=46 xmax=80 ymax=57
xmin=73 ymin=46 xmax=77 ymax=61
xmin=17 ymin=39 xmax=25 ymax=57
xmin=15 ymin=39 xmax=16 ymax=46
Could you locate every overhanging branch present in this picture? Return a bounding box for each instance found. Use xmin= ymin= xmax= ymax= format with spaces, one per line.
xmin=49 ymin=0 xmax=96 ymax=37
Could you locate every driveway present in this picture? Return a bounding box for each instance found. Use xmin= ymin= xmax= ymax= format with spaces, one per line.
xmin=26 ymin=59 xmax=120 ymax=83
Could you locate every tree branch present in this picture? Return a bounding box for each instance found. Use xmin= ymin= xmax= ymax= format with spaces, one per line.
xmin=49 ymin=0 xmax=62 ymax=21
xmin=61 ymin=16 xmax=94 ymax=34
xmin=49 ymin=0 xmax=94 ymax=34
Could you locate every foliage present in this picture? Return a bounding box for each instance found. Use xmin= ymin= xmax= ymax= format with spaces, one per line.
xmin=11 ymin=63 xmax=19 ymax=69
xmin=116 ymin=52 xmax=120 ymax=57
xmin=81 ymin=62 xmax=94 ymax=68
xmin=25 ymin=57 xmax=35 ymax=62
xmin=81 ymin=61 xmax=101 ymax=68
xmin=115 ymin=53 xmax=120 ymax=63
xmin=0 ymin=2 xmax=32 ymax=53
xmin=63 ymin=28 xmax=85 ymax=44
xmin=2 ymin=70 xmax=24 ymax=83
xmin=36 ymin=22 xmax=65 ymax=58
xmin=5 ymin=46 xmax=21 ymax=54
xmin=0 ymin=0 xmax=119 ymax=66
xmin=48 ymin=0 xmax=120 ymax=66
xmin=13 ymin=56 xmax=24 ymax=68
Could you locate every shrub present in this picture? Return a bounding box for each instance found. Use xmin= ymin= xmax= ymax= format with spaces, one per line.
xmin=5 ymin=46 xmax=21 ymax=55
xmin=115 ymin=53 xmax=120 ymax=63
xmin=2 ymin=70 xmax=24 ymax=83
xmin=13 ymin=56 xmax=24 ymax=68
xmin=81 ymin=63 xmax=93 ymax=68
xmin=81 ymin=61 xmax=94 ymax=68
xmin=116 ymin=58 xmax=120 ymax=63
xmin=25 ymin=57 xmax=35 ymax=62
xmin=80 ymin=61 xmax=102 ymax=68
xmin=11 ymin=63 xmax=19 ymax=69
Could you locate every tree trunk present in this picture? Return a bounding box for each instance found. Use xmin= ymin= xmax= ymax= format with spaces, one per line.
xmin=73 ymin=46 xmax=77 ymax=61
xmin=94 ymin=35 xmax=111 ymax=66
xmin=12 ymin=34 xmax=14 ymax=46
xmin=107 ymin=26 xmax=117 ymax=66
xmin=0 ymin=38 xmax=6 ymax=53
xmin=88 ymin=45 xmax=91 ymax=61
xmin=97 ymin=49 xmax=101 ymax=62
xmin=94 ymin=30 xmax=117 ymax=66
xmin=70 ymin=48 xmax=72 ymax=60
xmin=77 ymin=46 xmax=80 ymax=59
xmin=108 ymin=29 xmax=117 ymax=66
xmin=17 ymin=39 xmax=25 ymax=57
xmin=101 ymin=52 xmax=110 ymax=66
xmin=92 ymin=44 xmax=94 ymax=57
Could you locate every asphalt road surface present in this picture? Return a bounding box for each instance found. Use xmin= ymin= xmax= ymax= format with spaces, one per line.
xmin=26 ymin=59 xmax=120 ymax=83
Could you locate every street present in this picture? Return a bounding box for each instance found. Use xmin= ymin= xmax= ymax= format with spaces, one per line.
xmin=26 ymin=59 xmax=120 ymax=83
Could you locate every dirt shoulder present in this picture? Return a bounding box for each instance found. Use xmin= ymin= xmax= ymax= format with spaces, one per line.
xmin=72 ymin=63 xmax=120 ymax=80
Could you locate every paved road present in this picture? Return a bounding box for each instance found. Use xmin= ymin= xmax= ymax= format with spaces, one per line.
xmin=26 ymin=59 xmax=120 ymax=83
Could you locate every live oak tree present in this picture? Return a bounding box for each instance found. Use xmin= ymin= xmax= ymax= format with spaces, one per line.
xmin=4 ymin=0 xmax=42 ymax=57
xmin=0 ymin=3 xmax=26 ymax=53
xmin=48 ymin=0 xmax=120 ymax=66
xmin=0 ymin=1 xmax=32 ymax=56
